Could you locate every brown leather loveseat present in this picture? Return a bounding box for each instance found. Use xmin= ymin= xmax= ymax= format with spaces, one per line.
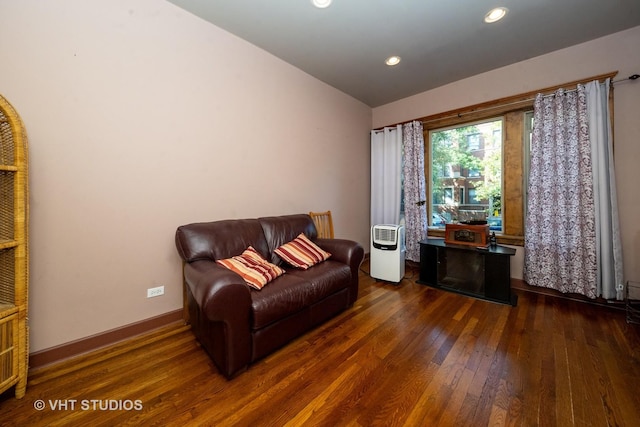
xmin=175 ymin=214 xmax=364 ymax=378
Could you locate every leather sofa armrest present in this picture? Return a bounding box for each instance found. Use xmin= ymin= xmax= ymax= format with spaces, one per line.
xmin=316 ymin=238 xmax=364 ymax=268
xmin=183 ymin=260 xmax=252 ymax=377
xmin=184 ymin=260 xmax=252 ymax=321
xmin=315 ymin=238 xmax=364 ymax=305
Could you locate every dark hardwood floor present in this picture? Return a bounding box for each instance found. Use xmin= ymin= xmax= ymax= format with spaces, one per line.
xmin=2 ymin=263 xmax=640 ymax=426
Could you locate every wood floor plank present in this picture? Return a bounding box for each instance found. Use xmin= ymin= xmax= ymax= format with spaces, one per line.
xmin=402 ymin=314 xmax=478 ymax=423
xmin=552 ymin=328 xmax=575 ymax=426
xmin=437 ymin=367 xmax=476 ymax=425
xmin=2 ymin=264 xmax=640 ymax=426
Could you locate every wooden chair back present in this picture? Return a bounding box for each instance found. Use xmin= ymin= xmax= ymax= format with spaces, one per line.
xmin=309 ymin=211 xmax=334 ymax=239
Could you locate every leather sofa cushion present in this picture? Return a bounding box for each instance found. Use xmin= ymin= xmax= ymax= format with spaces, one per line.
xmin=251 ymin=260 xmax=351 ymax=329
xmin=287 ymin=260 xmax=351 ymax=298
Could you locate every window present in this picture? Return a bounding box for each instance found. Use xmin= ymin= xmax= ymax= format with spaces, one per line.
xmin=468 ymin=133 xmax=481 ymax=150
xmin=468 ymin=188 xmax=480 ymax=204
xmin=493 ymin=128 xmax=502 ymax=146
xmin=433 ymin=186 xmax=454 ymax=205
xmin=444 ymin=187 xmax=454 ymax=204
xmin=424 ymin=107 xmax=533 ymax=239
xmin=523 ymin=110 xmax=534 ymax=219
xmin=430 ymin=119 xmax=502 ymax=225
xmin=419 ymin=72 xmax=615 ymax=244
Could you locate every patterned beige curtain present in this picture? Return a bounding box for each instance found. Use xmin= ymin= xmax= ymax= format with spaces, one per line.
xmin=402 ymin=121 xmax=428 ymax=262
xmin=524 ymin=86 xmax=598 ymax=298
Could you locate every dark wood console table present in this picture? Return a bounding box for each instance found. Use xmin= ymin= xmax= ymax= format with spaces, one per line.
xmin=418 ymin=238 xmax=517 ymax=306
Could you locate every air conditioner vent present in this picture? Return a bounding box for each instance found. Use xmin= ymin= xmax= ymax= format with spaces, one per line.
xmin=373 ymin=226 xmax=397 ymax=244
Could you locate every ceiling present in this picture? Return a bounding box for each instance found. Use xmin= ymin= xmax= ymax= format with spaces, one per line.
xmin=167 ymin=0 xmax=640 ymax=107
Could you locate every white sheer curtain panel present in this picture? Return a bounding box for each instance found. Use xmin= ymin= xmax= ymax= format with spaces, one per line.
xmin=585 ymin=78 xmax=624 ymax=300
xmin=524 ymin=86 xmax=598 ymax=298
xmin=370 ymin=125 xmax=402 ymax=227
xmin=402 ymin=121 xmax=428 ymax=262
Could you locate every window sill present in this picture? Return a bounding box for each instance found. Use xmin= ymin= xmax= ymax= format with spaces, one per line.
xmin=427 ymin=228 xmax=523 ymax=246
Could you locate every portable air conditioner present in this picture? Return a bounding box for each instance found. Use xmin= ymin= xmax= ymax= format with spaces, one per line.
xmin=370 ymin=224 xmax=406 ymax=283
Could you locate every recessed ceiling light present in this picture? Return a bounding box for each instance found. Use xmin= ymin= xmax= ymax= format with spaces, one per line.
xmin=484 ymin=7 xmax=508 ymax=23
xmin=385 ymin=56 xmax=401 ymax=66
xmin=311 ymin=0 xmax=332 ymax=8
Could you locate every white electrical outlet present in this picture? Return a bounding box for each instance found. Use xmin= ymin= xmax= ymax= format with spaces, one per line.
xmin=147 ymin=285 xmax=164 ymax=298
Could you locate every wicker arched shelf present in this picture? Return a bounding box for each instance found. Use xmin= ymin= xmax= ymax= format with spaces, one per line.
xmin=0 ymin=94 xmax=29 ymax=399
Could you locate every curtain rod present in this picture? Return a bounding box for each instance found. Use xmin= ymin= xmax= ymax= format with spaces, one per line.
xmin=419 ymin=74 xmax=638 ymax=126
xmin=612 ymin=73 xmax=639 ymax=84
xmin=372 ymin=125 xmax=401 ymax=133
xmin=373 ymin=72 xmax=637 ymax=130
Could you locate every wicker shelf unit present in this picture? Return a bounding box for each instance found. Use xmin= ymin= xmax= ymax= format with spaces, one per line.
xmin=0 ymin=94 xmax=29 ymax=399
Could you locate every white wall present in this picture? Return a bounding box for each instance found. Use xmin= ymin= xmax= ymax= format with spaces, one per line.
xmin=374 ymin=26 xmax=640 ymax=284
xmin=0 ymin=0 xmax=372 ymax=352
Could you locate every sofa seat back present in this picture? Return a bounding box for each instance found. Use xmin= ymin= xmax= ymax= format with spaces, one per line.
xmin=175 ymin=218 xmax=271 ymax=262
xmin=258 ymin=214 xmax=318 ymax=265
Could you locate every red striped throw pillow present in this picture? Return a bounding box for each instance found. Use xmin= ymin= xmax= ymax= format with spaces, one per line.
xmin=216 ymin=246 xmax=285 ymax=290
xmin=274 ymin=233 xmax=331 ymax=270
